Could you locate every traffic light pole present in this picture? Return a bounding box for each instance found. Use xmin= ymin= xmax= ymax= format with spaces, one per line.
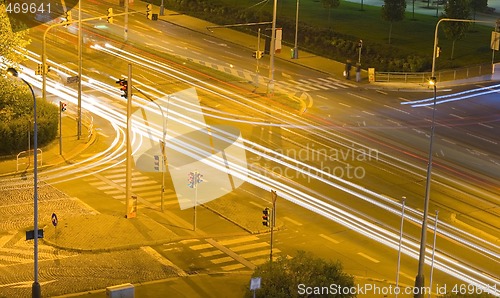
xmin=125 ymin=64 xmax=133 ymax=218
xmin=270 ymin=190 xmax=277 ymax=264
xmin=59 ymin=101 xmax=63 ymax=155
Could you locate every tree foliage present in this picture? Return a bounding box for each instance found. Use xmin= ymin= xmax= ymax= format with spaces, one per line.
xmin=0 ymin=79 xmax=58 ymax=154
xmin=0 ymin=2 xmax=30 ymax=67
xmin=245 ymin=251 xmax=355 ymax=298
xmin=381 ymin=0 xmax=406 ymax=44
xmin=0 ymin=3 xmax=56 ymax=155
xmin=442 ymin=0 xmax=471 ymax=59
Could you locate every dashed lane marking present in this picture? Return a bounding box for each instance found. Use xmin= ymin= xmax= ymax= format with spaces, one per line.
xmin=283 ymin=216 xmax=302 ymax=226
xmin=319 ymin=234 xmax=340 ymax=244
xmin=357 ymin=252 xmax=380 ymax=263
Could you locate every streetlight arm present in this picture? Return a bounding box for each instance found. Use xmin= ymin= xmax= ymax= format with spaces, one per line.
xmin=431 ymin=18 xmax=493 ymax=79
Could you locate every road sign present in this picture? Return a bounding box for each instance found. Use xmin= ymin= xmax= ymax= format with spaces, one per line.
xmin=26 ymin=229 xmax=44 ymax=240
xmin=67 ymin=75 xmax=79 ymax=84
xmin=250 ymin=277 xmax=261 ymax=290
xmin=51 ymin=213 xmax=58 ymax=227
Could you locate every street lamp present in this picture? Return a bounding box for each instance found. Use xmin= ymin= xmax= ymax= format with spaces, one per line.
xmin=7 ymin=67 xmax=41 ymax=298
xmin=134 ymin=87 xmax=170 ymax=211
xmin=414 ymin=75 xmax=437 ymax=297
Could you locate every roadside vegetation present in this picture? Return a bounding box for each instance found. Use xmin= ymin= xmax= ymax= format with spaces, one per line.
xmin=244 ymin=250 xmax=356 ymax=298
xmin=0 ymin=5 xmax=57 ymax=155
xmin=159 ymin=0 xmax=497 ymax=72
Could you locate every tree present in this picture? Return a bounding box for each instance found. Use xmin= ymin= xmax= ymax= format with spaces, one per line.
xmin=321 ymin=0 xmax=341 ymax=26
xmin=442 ymin=0 xmax=471 ymax=60
xmin=0 ymin=2 xmax=30 ymax=67
xmin=381 ymin=0 xmax=406 ymax=44
xmin=245 ymin=251 xmax=355 ymax=298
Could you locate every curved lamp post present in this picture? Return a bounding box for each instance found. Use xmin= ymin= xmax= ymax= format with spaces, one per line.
xmin=7 ymin=67 xmax=41 ymax=298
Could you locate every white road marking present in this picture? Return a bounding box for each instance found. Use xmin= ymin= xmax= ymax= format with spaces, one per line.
xmin=478 ymin=123 xmax=493 ymax=129
xmin=466 ymin=133 xmax=497 ymax=144
xmin=283 ymin=216 xmax=302 ymax=226
xmin=319 ymin=234 xmax=339 ymax=244
xmin=357 ymin=252 xmax=380 ymax=263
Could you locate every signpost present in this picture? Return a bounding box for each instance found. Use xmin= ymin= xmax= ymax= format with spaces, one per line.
xmin=250 ymin=277 xmax=261 ymax=298
xmin=51 ymin=213 xmax=58 ymax=227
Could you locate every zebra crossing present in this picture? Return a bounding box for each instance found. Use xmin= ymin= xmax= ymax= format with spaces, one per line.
xmin=0 ymin=232 xmax=76 ymax=267
xmin=174 ymin=235 xmax=286 ymax=271
xmin=188 ymin=56 xmax=357 ymax=92
xmin=83 ymin=164 xmax=176 ymax=210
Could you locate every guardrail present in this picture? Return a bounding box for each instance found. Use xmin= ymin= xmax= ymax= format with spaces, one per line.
xmin=374 ymin=63 xmax=493 ymax=83
xmin=16 ymin=149 xmax=43 ymax=172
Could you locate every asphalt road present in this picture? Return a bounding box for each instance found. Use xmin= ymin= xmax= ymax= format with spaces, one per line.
xmin=0 ymin=1 xmax=498 ymax=297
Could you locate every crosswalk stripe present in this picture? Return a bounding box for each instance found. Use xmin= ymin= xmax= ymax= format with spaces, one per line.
xmin=230 ymin=242 xmax=268 ymax=252
xmin=323 ymin=84 xmax=340 ymax=89
xmin=313 ymin=84 xmax=330 ymax=90
xmin=211 ymin=256 xmax=234 ymax=264
xmin=133 ymin=185 xmax=162 ymax=192
xmin=138 ymin=191 xmax=160 ymax=197
xmin=201 ymin=250 xmax=224 ymax=257
xmin=221 ymin=263 xmax=246 ymax=271
xmin=96 ymin=185 xmax=116 ymax=191
xmin=190 ymin=243 xmax=212 ymax=251
xmin=217 ymin=236 xmax=259 ymax=246
xmin=104 ymin=190 xmax=122 ymax=195
xmin=241 ymin=249 xmax=280 ymax=259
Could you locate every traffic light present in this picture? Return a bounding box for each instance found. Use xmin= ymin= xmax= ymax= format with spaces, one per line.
xmin=252 ymin=51 xmax=263 ymax=59
xmin=436 ymin=46 xmax=441 ymax=58
xmin=62 ymin=10 xmax=72 ymax=26
xmin=262 ymin=208 xmax=270 ymax=227
xmin=146 ymin=4 xmax=152 ymax=20
xmin=195 ymin=172 xmax=203 ymax=184
xmin=116 ymin=79 xmax=128 ymax=98
xmin=107 ymin=8 xmax=114 ymax=24
xmin=187 ymin=172 xmax=194 ymax=188
xmin=60 ymin=102 xmax=67 ymax=112
xmin=36 ymin=64 xmax=50 ymax=75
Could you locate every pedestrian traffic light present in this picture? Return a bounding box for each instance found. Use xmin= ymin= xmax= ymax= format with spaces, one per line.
xmin=262 ymin=208 xmax=270 ymax=227
xmin=107 ymin=8 xmax=114 ymax=24
xmin=60 ymin=102 xmax=67 ymax=112
xmin=146 ymin=4 xmax=152 ymax=20
xmin=36 ymin=64 xmax=42 ymax=75
xmin=116 ymin=79 xmax=128 ymax=98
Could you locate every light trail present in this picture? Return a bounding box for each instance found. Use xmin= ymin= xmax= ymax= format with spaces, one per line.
xmin=6 ymin=47 xmax=498 ymax=294
xmin=401 ymin=83 xmax=500 ymax=107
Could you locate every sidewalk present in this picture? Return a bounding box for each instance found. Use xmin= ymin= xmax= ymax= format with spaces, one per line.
xmin=0 ymin=115 xmax=94 ymax=178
